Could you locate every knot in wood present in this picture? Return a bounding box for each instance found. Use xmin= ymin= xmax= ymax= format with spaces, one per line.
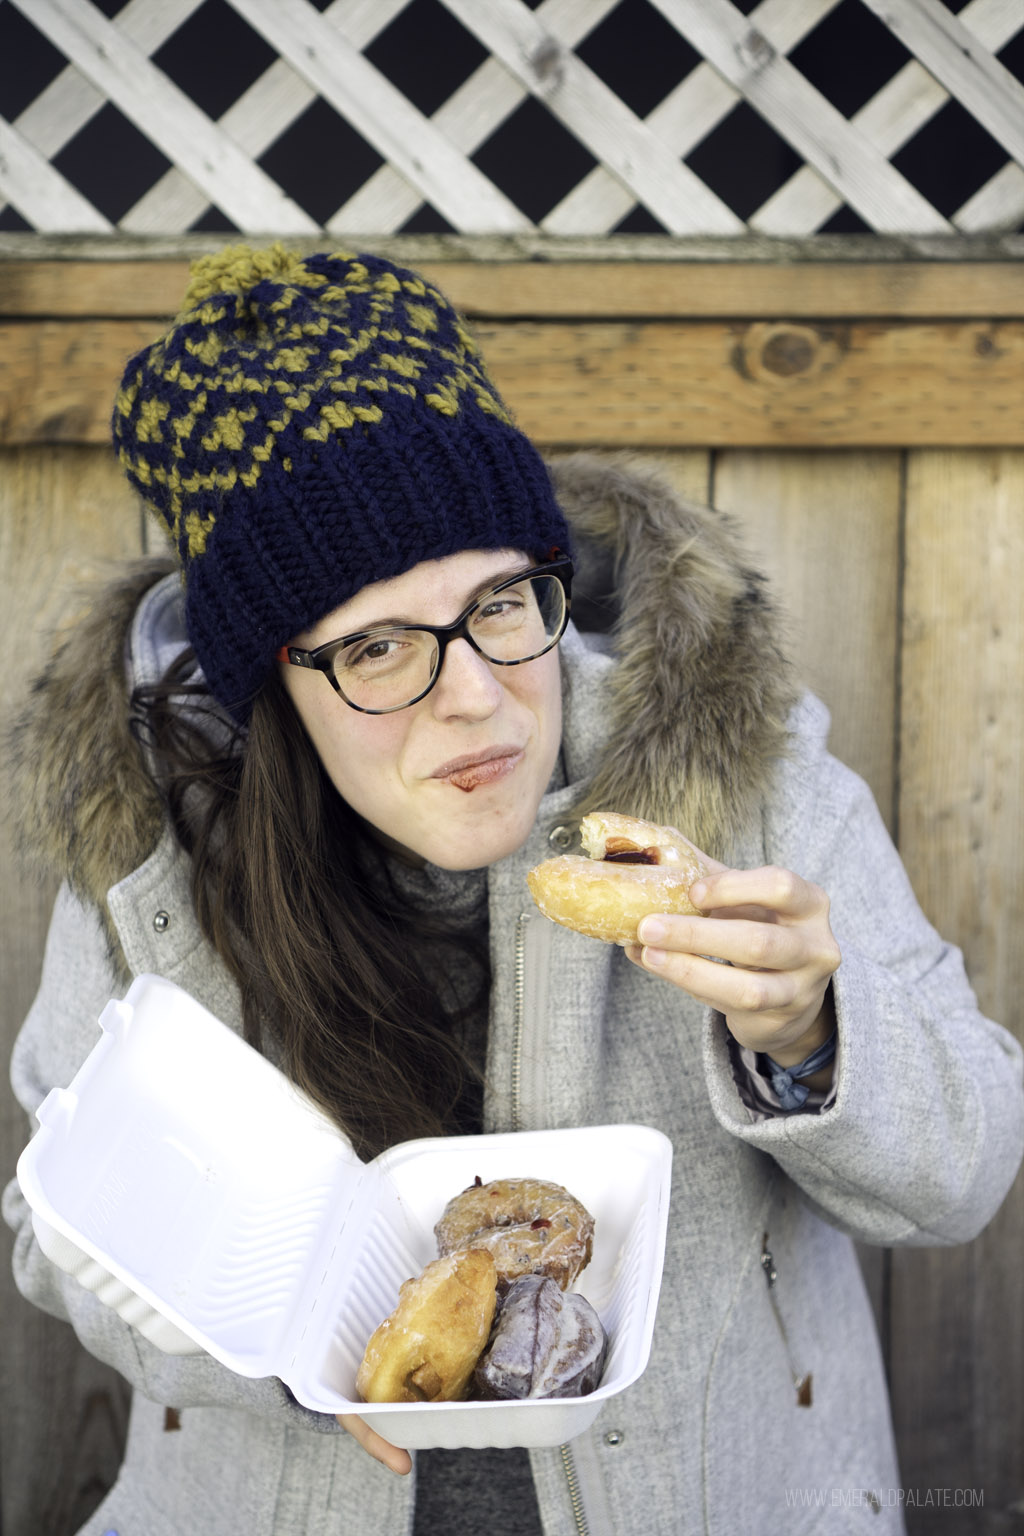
xmin=530 ymin=36 xmax=564 ymax=89
xmin=737 ymin=28 xmax=775 ymax=74
xmin=762 ymin=330 xmax=815 ymax=377
xmin=732 ymin=323 xmax=845 ymax=387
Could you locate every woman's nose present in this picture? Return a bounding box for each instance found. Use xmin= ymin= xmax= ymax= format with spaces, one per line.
xmin=429 ymin=637 xmax=503 ymax=719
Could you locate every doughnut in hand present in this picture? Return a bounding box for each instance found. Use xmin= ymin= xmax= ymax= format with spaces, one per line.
xmin=356 ymin=1249 xmax=498 ymax=1403
xmin=434 ymin=1176 xmax=594 ymax=1293
xmin=527 ymin=811 xmax=706 ymax=946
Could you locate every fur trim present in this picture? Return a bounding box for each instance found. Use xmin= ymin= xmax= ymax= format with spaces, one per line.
xmin=551 ymin=454 xmax=798 ymax=857
xmin=6 ymin=559 xmax=172 ymax=921
xmin=6 ymin=458 xmax=797 ymax=908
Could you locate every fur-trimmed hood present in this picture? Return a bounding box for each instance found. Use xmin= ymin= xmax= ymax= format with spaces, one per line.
xmin=7 ymin=454 xmax=797 ymax=919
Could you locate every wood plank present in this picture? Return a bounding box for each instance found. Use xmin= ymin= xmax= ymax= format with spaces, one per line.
xmin=890 ymin=449 xmax=1024 ymax=1531
xmin=6 ymin=316 xmax=1024 ymax=448
xmin=0 ymin=445 xmax=141 ymax=1536
xmin=652 ymin=0 xmax=950 ymax=234
xmin=475 ymin=318 xmax=1024 ymax=446
xmin=439 ymin=0 xmax=745 ymax=234
xmin=230 ymin=0 xmax=533 ymax=235
xmin=5 ymin=258 xmax=1023 ymax=320
xmin=7 ymin=0 xmax=317 ymax=235
xmin=712 ymin=449 xmax=902 ymax=826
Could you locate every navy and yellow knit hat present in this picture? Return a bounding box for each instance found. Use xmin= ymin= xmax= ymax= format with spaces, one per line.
xmin=113 ymin=244 xmax=571 ymax=721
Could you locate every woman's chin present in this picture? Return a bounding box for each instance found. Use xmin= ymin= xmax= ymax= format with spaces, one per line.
xmin=417 ymin=809 xmax=536 ymax=872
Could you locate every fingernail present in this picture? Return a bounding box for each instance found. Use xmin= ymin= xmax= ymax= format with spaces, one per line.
xmin=638 ymin=916 xmax=667 ymax=944
xmin=689 ymin=882 xmax=707 ymax=907
xmin=642 ymin=946 xmax=666 ymax=968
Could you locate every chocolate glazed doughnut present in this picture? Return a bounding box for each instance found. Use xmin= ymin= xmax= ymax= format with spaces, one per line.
xmin=527 ymin=811 xmax=706 ymax=947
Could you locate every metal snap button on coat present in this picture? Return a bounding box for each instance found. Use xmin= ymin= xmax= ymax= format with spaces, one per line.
xmin=603 ymin=1429 xmax=624 ymax=1447
xmin=548 ymin=824 xmax=575 ymax=850
xmin=153 ymin=910 xmax=170 ymax=933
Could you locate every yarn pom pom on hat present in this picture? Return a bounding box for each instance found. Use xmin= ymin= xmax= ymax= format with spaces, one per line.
xmin=112 ymin=244 xmax=571 ymax=721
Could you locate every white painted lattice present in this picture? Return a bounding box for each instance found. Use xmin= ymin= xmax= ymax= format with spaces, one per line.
xmin=1 ymin=0 xmax=1023 ymax=237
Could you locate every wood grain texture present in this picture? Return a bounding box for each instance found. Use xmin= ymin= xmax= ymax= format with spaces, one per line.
xmin=890 ymin=449 xmax=1024 ymax=1532
xmin=712 ymin=448 xmax=902 ymax=827
xmin=5 ymin=316 xmax=1024 ymax=448
xmin=4 ymin=259 xmax=1023 ymax=320
xmin=0 ymin=446 xmax=141 ymax=1536
xmin=474 ymin=319 xmax=1024 ymax=447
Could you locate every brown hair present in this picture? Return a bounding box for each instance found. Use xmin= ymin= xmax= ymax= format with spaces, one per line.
xmin=132 ymin=652 xmax=488 ymax=1160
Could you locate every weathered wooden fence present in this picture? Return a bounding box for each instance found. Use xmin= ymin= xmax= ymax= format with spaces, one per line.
xmin=2 ymin=0 xmax=1024 ymax=1532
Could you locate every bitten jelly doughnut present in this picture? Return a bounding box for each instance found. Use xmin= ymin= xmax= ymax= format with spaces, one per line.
xmin=527 ymin=810 xmax=707 ymax=947
xmin=356 ymin=1249 xmax=498 ymax=1403
xmin=434 ymin=1176 xmax=595 ymax=1293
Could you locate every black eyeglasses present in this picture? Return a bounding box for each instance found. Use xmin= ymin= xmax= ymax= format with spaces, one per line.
xmin=277 ymin=555 xmax=573 ymax=714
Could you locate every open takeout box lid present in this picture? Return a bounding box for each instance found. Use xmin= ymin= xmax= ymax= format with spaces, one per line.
xmin=17 ymin=973 xmax=673 ymax=1448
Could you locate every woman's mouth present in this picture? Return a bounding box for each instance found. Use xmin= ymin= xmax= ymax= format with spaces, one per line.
xmin=432 ymin=747 xmax=524 ymax=793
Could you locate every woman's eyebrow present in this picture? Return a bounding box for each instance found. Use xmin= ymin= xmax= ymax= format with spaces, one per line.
xmin=348 ymin=562 xmax=531 ymax=632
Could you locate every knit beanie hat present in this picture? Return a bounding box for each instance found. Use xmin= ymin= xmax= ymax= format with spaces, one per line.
xmin=112 ymin=244 xmax=571 ymax=722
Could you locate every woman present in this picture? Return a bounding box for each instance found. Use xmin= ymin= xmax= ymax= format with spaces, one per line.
xmin=5 ymin=245 xmax=1022 ymax=1536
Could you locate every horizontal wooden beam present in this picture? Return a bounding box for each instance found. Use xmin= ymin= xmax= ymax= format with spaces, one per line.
xmin=1 ymin=259 xmax=1023 ymax=319
xmin=3 ymin=317 xmax=1022 ymax=448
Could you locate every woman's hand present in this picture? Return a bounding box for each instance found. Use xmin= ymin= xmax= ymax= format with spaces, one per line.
xmin=625 ymin=854 xmax=840 ymax=1069
xmin=336 ymin=1413 xmax=412 ymax=1475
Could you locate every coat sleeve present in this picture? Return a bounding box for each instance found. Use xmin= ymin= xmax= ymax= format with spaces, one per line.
xmin=2 ymin=884 xmax=339 ymax=1434
xmin=703 ymin=694 xmax=1024 ymax=1247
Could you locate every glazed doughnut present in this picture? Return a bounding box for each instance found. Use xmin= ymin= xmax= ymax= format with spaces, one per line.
xmin=474 ymin=1274 xmax=608 ymax=1400
xmin=356 ymin=1249 xmax=498 ymax=1403
xmin=527 ymin=811 xmax=706 ymax=947
xmin=434 ymin=1176 xmax=595 ymax=1293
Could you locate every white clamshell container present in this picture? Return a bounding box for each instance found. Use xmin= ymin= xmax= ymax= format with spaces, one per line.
xmin=17 ymin=973 xmax=673 ymax=1449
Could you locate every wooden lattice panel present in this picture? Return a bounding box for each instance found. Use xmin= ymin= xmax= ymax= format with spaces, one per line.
xmin=1 ymin=0 xmax=1023 ymax=238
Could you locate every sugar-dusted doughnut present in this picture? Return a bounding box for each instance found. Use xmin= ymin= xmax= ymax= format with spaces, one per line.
xmin=474 ymin=1274 xmax=608 ymax=1400
xmin=356 ymin=1249 xmax=498 ymax=1403
xmin=434 ymin=1176 xmax=594 ymax=1293
xmin=527 ymin=811 xmax=706 ymax=947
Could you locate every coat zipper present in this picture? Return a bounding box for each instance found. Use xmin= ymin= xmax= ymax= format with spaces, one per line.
xmin=511 ymin=911 xmax=529 ymax=1134
xmin=560 ymin=1443 xmax=591 ymax=1536
xmin=513 ymin=911 xmax=591 ymax=1536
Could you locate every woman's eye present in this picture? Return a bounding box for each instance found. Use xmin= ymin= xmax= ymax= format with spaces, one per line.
xmin=343 ymin=635 xmax=406 ymax=670
xmin=477 ymin=594 xmax=525 ymax=623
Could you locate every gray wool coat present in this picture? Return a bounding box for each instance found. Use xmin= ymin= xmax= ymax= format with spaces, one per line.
xmin=5 ymin=457 xmax=1023 ymax=1536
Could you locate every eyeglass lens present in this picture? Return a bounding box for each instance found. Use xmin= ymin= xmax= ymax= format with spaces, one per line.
xmin=331 ymin=572 xmax=566 ymax=711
